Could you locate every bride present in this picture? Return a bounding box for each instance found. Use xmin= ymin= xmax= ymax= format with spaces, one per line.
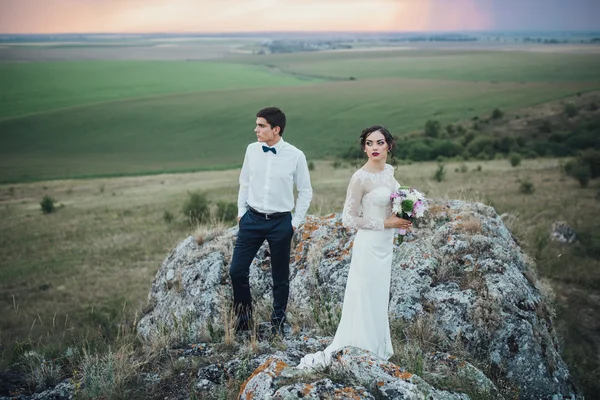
xmin=298 ymin=126 xmax=412 ymax=369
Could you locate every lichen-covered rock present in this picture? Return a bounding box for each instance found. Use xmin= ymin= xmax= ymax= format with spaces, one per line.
xmin=274 ymin=379 xmax=375 ymax=400
xmin=238 ymin=347 xmax=470 ymax=399
xmin=0 ymin=380 xmax=74 ymax=400
xmin=138 ymin=200 xmax=580 ymax=399
xmin=550 ymin=221 xmax=577 ymax=243
xmin=238 ymin=355 xmax=291 ymax=400
xmin=330 ymin=347 xmax=469 ymax=400
xmin=424 ymin=352 xmax=500 ymax=398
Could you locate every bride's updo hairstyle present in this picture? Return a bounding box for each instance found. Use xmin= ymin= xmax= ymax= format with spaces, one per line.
xmin=359 ymin=125 xmax=397 ymax=165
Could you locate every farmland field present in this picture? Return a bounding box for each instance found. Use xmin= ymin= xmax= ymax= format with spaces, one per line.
xmin=1 ymin=42 xmax=599 ymax=183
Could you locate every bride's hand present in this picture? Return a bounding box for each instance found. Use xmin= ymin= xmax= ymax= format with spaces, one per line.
xmin=384 ymin=215 xmax=412 ymax=230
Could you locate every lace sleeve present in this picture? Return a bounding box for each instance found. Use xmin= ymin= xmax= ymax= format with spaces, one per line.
xmin=341 ymin=173 xmax=384 ymax=231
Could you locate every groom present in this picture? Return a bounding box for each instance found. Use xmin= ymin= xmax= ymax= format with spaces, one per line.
xmin=230 ymin=107 xmax=313 ymax=337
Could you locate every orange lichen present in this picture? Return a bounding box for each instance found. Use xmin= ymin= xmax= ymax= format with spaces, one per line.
xmin=238 ymin=358 xmax=289 ymax=398
xmin=301 ymin=384 xmax=314 ymax=396
xmin=336 ymin=241 xmax=353 ymax=261
xmin=377 ymin=381 xmax=385 ymax=387
xmin=333 ymin=387 xmax=366 ymax=400
xmin=382 ymin=364 xmax=413 ymax=380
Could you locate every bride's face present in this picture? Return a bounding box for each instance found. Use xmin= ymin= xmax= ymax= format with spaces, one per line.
xmin=364 ymin=131 xmax=389 ymax=161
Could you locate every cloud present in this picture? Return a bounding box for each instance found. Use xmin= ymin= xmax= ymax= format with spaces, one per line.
xmin=0 ymin=0 xmax=598 ymax=34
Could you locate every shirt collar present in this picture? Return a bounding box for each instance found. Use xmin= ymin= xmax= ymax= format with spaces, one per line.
xmin=261 ymin=137 xmax=285 ymax=150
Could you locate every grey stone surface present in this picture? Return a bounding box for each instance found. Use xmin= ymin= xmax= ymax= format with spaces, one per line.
xmin=138 ymin=200 xmax=580 ymax=399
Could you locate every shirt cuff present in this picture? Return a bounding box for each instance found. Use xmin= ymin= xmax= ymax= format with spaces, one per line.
xmin=291 ymin=216 xmax=301 ymax=228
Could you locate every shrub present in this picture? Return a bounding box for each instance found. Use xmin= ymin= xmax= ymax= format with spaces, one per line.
xmin=332 ymin=160 xmax=342 ymax=169
xmin=406 ymin=141 xmax=431 ymax=161
xmin=492 ymin=108 xmax=504 ymax=119
xmin=459 ymin=164 xmax=468 ymax=173
xmin=565 ymin=151 xmax=599 ymax=187
xmin=340 ymin=146 xmax=363 ymax=161
xmin=572 ymin=164 xmax=591 ymax=188
xmin=22 ymin=351 xmax=62 ymax=391
xmin=496 ymin=136 xmax=516 ymax=154
xmin=461 ymin=131 xmax=475 ymax=146
xmin=216 ymin=201 xmax=237 ymax=223
xmin=182 ymin=191 xmax=210 ymax=224
xmin=430 ymin=140 xmax=463 ymax=159
xmin=589 ymin=102 xmax=599 ymax=111
xmin=466 ymin=136 xmax=494 ymax=157
xmin=308 ymin=161 xmax=315 ymax=171
xmin=40 ymin=195 xmax=56 ymax=214
xmin=424 ymin=120 xmax=440 ymax=138
xmin=519 ymin=179 xmax=535 ymax=194
xmin=564 ymin=103 xmax=578 ymax=118
xmin=538 ymin=120 xmax=552 ymax=133
xmin=578 ymin=229 xmax=600 ymax=258
xmin=509 ymin=153 xmax=522 ymax=167
xmin=163 ymin=211 xmax=174 ymax=223
xmin=580 ymin=149 xmax=600 ymax=179
xmin=433 ymin=163 xmax=446 ymax=182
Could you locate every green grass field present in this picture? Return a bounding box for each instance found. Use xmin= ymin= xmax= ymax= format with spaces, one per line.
xmin=0 ymin=61 xmax=321 ymax=119
xmin=1 ymin=49 xmax=600 ymax=183
xmin=231 ymin=49 xmax=600 ymax=82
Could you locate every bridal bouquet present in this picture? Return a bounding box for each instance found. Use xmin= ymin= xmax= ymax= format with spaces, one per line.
xmin=390 ymin=186 xmax=428 ymax=243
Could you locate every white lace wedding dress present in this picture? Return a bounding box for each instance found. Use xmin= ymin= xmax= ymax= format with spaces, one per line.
xmin=298 ymin=164 xmax=399 ymax=369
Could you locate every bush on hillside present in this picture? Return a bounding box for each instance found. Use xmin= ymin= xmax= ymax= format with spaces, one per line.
xmin=564 ymin=103 xmax=578 ymax=118
xmin=424 ymin=120 xmax=441 ymax=138
xmin=40 ymin=195 xmax=56 ymax=214
xmin=216 ymin=201 xmax=237 ymax=223
xmin=580 ymin=149 xmax=600 ymax=179
xmin=509 ymin=153 xmax=522 ymax=167
xmin=182 ymin=191 xmax=210 ymax=224
xmin=492 ymin=108 xmax=504 ymax=119
xmin=433 ymin=163 xmax=446 ymax=182
xmin=519 ymin=179 xmax=535 ymax=194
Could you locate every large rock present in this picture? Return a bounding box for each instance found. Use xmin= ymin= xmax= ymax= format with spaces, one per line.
xmin=137 ymin=200 xmax=579 ymax=399
xmin=239 ymin=347 xmax=472 ymax=400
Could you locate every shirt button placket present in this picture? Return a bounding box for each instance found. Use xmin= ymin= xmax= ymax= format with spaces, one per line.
xmin=264 ymin=154 xmax=272 ymax=211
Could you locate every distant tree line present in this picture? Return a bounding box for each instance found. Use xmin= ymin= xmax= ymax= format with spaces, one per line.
xmin=264 ymin=40 xmax=352 ymax=54
xmin=338 ymin=105 xmax=600 ymax=163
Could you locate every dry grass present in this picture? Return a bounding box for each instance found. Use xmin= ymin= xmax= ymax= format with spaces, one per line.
xmin=457 ymin=215 xmax=483 ymax=235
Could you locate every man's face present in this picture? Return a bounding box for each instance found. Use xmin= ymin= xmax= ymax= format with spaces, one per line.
xmin=255 ymin=117 xmax=280 ymax=145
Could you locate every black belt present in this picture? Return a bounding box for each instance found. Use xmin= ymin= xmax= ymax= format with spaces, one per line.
xmin=247 ymin=206 xmax=290 ymax=220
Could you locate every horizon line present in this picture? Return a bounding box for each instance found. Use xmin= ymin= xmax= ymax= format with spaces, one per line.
xmin=2 ymin=29 xmax=600 ymax=36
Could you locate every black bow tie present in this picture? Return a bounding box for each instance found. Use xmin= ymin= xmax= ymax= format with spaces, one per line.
xmin=262 ymin=146 xmax=277 ymax=154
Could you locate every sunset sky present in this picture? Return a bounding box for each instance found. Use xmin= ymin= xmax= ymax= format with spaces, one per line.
xmin=0 ymin=0 xmax=599 ymax=34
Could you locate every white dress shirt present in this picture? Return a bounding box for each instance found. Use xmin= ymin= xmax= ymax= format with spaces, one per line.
xmin=237 ymin=138 xmax=313 ymax=228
